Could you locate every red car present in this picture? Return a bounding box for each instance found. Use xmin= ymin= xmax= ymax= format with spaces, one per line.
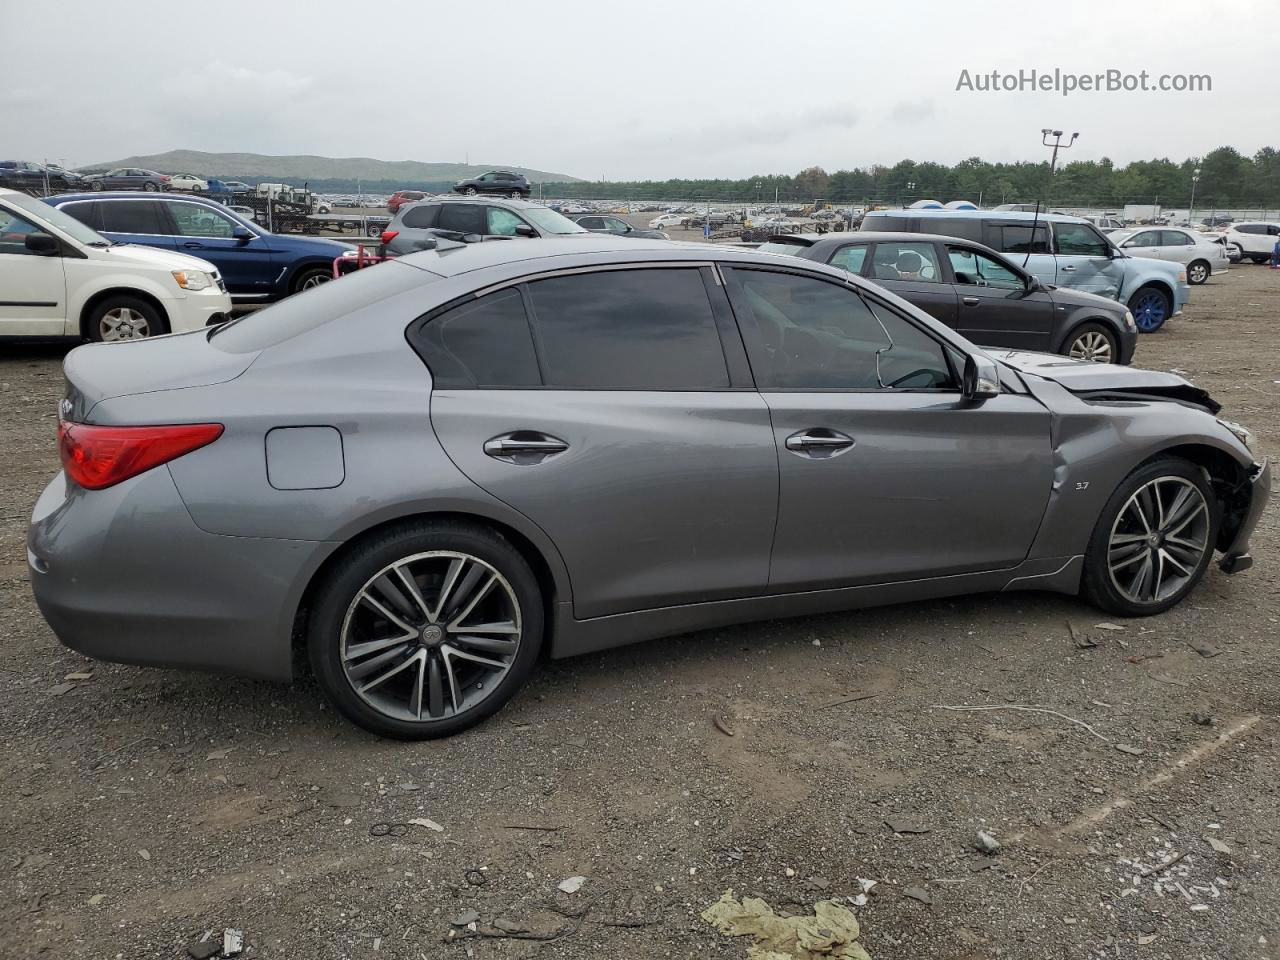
xmin=387 ymin=190 xmax=428 ymax=214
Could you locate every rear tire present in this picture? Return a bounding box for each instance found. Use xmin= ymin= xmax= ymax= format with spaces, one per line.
xmin=292 ymin=267 xmax=332 ymax=293
xmin=1081 ymin=457 xmax=1219 ymax=617
xmin=1186 ymin=259 xmax=1210 ymax=285
xmin=143 ymin=182 xmax=158 ymax=192
xmin=84 ymin=295 xmax=168 ymax=342
xmin=1127 ymin=285 xmax=1171 ymax=333
xmin=1250 ymin=255 xmax=1268 ymax=264
xmin=1064 ymin=322 xmax=1118 ymax=363
xmin=91 ymin=180 xmax=104 ymax=191
xmin=307 ymin=521 xmax=544 ymax=739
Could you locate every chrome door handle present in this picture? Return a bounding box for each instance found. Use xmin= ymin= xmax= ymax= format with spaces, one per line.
xmin=483 ymin=432 xmax=569 ymax=464
xmin=1060 ymin=264 xmax=1077 ymax=271
xmin=962 ymin=296 xmax=980 ymax=306
xmin=785 ymin=429 xmax=855 ymax=458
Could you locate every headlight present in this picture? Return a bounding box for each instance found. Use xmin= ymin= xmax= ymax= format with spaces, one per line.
xmin=1123 ymin=309 xmax=1136 ymax=332
xmin=171 ymin=270 xmax=212 ymax=291
xmin=1218 ymin=418 xmax=1254 ymax=451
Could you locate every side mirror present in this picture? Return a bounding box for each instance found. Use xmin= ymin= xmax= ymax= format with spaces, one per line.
xmin=1025 ymin=276 xmax=1045 ymax=292
xmin=232 ymin=226 xmax=254 ymax=242
xmin=514 ymin=224 xmax=537 ymax=238
xmin=25 ymin=233 xmax=60 ymax=256
xmin=962 ymin=353 xmax=1001 ymax=401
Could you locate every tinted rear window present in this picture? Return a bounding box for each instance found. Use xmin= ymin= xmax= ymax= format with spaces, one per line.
xmin=416 ymin=289 xmax=540 ymax=388
xmin=100 ymin=200 xmax=168 ymax=235
xmin=210 ymin=261 xmax=434 ymax=353
xmin=439 ymin=203 xmax=486 ymax=234
xmin=525 ymin=268 xmax=729 ymax=390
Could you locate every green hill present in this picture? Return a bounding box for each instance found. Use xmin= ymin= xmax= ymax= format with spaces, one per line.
xmin=78 ymin=150 xmax=582 ymax=191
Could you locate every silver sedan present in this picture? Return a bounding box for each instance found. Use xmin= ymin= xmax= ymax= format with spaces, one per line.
xmin=1110 ymin=227 xmax=1229 ymax=285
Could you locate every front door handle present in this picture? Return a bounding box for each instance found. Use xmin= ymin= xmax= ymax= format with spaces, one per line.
xmin=483 ymin=432 xmax=569 ymax=464
xmin=962 ymin=295 xmax=980 ymax=306
xmin=182 ymin=241 xmax=204 ymax=249
xmin=784 ymin=429 xmax=855 ymax=459
xmin=1060 ymin=264 xmax=1077 ymax=271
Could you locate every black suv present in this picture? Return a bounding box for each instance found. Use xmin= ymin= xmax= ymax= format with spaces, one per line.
xmin=451 ymin=170 xmax=531 ymax=198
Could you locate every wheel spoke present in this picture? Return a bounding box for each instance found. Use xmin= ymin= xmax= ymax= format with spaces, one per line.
xmin=1161 ymin=485 xmax=1196 ymax=531
xmin=449 ymin=620 xmax=519 ymax=635
xmin=443 ymin=644 xmax=507 ymax=671
xmin=450 ymin=633 xmax=518 ymax=655
xmin=446 ymin=573 xmax=497 ymax=629
xmin=1164 ymin=538 xmax=1204 ymax=569
xmin=369 ymin=573 xmax=419 ymax=623
xmin=1164 ymin=497 xmax=1207 ymax=536
xmin=344 ymin=632 xmax=415 ymax=662
xmin=427 ymin=655 xmax=445 ymax=717
xmin=429 ymin=557 xmax=467 ymax=622
xmin=391 ymin=564 xmax=433 ymax=623
xmin=1152 ymin=549 xmax=1166 ymax=599
xmin=354 ymin=647 xmax=420 ymax=689
xmin=1159 ymin=547 xmax=1192 ymax=577
xmin=408 ymin=652 xmax=426 ymax=719
xmin=1129 ymin=553 xmax=1154 ymax=601
xmin=1109 ymin=544 xmax=1148 ymax=571
xmin=358 ymin=590 xmax=415 ymax=635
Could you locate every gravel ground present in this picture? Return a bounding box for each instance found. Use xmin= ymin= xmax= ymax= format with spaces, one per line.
xmin=1 ymin=264 xmax=1277 ymax=960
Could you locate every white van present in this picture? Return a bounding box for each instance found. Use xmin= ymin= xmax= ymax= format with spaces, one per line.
xmin=0 ymin=188 xmax=231 ymax=340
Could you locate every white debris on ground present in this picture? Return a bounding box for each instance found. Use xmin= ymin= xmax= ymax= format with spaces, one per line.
xmin=1115 ymin=835 xmax=1230 ymax=912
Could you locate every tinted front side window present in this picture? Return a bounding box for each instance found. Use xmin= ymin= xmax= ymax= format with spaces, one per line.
xmin=731 ymin=269 xmax=953 ymax=390
xmin=1124 ymin=231 xmax=1160 ymax=247
xmin=58 ymin=201 xmax=103 ymax=231
xmin=100 ymin=200 xmax=168 ymax=235
xmin=439 ymin=203 xmax=486 ymax=234
xmin=525 ymin=269 xmax=729 ymax=390
xmin=0 ymin=208 xmax=50 ymax=256
xmin=1054 ymin=223 xmax=1109 ymax=256
xmin=401 ymin=204 xmax=439 ymax=229
xmin=417 ymin=289 xmax=541 ymax=388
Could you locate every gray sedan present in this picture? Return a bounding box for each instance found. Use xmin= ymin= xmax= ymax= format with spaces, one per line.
xmin=29 ymin=237 xmax=1268 ymax=739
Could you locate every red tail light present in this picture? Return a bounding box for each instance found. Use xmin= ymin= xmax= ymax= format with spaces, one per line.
xmin=59 ymin=422 xmax=223 ymax=490
xmin=380 ymin=230 xmax=398 ymax=246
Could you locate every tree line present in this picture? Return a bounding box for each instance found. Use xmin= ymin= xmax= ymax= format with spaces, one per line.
xmin=537 ymin=146 xmax=1280 ymax=207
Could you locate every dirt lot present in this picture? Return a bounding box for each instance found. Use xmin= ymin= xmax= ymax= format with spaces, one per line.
xmin=1 ymin=264 xmax=1277 ymax=960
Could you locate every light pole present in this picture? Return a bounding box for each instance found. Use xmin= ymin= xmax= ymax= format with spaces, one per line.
xmin=905 ymin=181 xmax=916 ymax=206
xmin=1189 ymin=167 xmax=1201 ymax=226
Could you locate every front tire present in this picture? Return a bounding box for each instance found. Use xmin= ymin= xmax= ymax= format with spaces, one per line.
xmin=1065 ymin=322 xmax=1118 ymax=363
xmin=143 ymin=182 xmax=158 ymax=192
xmin=1081 ymin=458 xmax=1219 ymax=617
xmin=1250 ymin=255 xmax=1269 ymax=265
xmin=464 ymin=187 xmax=479 ymax=196
xmin=91 ymin=180 xmax=104 ymax=191
xmin=1128 ymin=285 xmax=1171 ymax=332
xmin=1186 ymin=260 xmax=1210 ymax=284
xmin=307 ymin=521 xmax=544 ymax=739
xmin=85 ymin=295 xmax=167 ymax=341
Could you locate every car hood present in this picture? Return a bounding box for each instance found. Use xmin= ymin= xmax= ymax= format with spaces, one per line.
xmin=991 ymin=350 xmax=1220 ymax=412
xmin=102 ymin=243 xmax=220 ymax=273
xmin=269 ymin=233 xmax=355 ymax=254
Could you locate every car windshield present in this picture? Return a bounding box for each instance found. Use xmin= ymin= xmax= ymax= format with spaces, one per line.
xmin=521 ymin=207 xmax=587 ymax=235
xmin=6 ymin=192 xmax=108 ymax=246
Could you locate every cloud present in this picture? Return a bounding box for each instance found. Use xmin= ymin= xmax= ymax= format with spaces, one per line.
xmin=890 ymin=100 xmax=936 ymax=123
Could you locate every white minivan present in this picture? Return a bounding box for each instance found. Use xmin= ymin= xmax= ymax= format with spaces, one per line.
xmin=0 ymin=188 xmax=232 ymax=341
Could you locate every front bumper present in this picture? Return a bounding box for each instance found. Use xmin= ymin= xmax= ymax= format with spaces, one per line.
xmin=166 ymin=288 xmax=234 ymax=334
xmin=27 ymin=467 xmax=331 ymax=682
xmin=1219 ymin=458 xmax=1270 ymax=574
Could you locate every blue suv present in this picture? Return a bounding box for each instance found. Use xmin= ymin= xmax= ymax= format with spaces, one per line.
xmin=44 ymin=193 xmax=353 ymax=304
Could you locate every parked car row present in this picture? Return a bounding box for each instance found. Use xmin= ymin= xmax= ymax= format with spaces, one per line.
xmin=28 ymin=234 xmax=1269 ymax=739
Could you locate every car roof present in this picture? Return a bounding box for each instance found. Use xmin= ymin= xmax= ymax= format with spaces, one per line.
xmin=396 ymin=236 xmax=853 ymax=280
xmin=765 ymin=230 xmax=992 ymax=248
xmin=864 ymin=208 xmax=1090 ymax=224
xmin=46 ymin=191 xmax=218 ymax=203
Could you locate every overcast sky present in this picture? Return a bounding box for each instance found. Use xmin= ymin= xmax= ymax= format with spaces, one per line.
xmin=5 ymin=0 xmax=1272 ymax=179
